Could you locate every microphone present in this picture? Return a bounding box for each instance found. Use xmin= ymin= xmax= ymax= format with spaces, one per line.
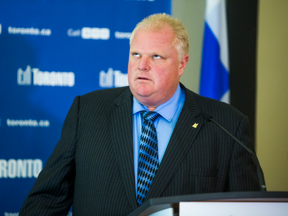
xmin=202 ymin=112 xmax=266 ymax=192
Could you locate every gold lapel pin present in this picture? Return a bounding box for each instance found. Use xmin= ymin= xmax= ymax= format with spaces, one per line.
xmin=192 ymin=123 xmax=199 ymax=128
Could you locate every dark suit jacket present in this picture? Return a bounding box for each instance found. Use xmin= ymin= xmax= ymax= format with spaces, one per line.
xmin=20 ymin=84 xmax=260 ymax=215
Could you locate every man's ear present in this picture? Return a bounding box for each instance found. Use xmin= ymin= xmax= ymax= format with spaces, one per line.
xmin=179 ymin=54 xmax=189 ymax=76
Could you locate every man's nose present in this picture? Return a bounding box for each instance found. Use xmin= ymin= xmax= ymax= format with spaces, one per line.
xmin=138 ymin=57 xmax=151 ymax=71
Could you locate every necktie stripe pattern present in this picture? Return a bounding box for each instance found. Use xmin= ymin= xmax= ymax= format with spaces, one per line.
xmin=136 ymin=111 xmax=160 ymax=206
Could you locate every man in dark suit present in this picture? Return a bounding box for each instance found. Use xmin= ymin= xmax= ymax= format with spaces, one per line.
xmin=20 ymin=13 xmax=261 ymax=215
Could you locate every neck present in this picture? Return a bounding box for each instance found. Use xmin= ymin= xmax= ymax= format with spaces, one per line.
xmin=148 ymin=106 xmax=157 ymax=111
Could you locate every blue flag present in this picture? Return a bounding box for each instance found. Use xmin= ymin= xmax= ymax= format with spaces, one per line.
xmin=200 ymin=0 xmax=229 ymax=103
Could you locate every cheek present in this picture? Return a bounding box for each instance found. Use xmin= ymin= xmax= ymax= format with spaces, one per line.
xmin=157 ymin=69 xmax=178 ymax=87
xmin=128 ymin=63 xmax=135 ymax=77
xmin=127 ymin=61 xmax=132 ymax=71
xmin=127 ymin=71 xmax=134 ymax=85
xmin=154 ymin=70 xmax=169 ymax=87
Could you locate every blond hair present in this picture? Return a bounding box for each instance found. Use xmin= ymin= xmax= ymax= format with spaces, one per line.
xmin=130 ymin=13 xmax=189 ymax=60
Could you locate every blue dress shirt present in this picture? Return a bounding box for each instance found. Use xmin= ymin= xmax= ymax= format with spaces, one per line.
xmin=132 ymin=84 xmax=185 ymax=190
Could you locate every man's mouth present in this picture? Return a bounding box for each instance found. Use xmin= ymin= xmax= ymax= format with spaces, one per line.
xmin=138 ymin=77 xmax=149 ymax=80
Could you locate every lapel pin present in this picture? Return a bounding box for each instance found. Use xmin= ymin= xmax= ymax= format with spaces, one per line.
xmin=192 ymin=123 xmax=199 ymax=128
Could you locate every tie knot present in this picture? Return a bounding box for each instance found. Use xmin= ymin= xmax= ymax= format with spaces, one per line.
xmin=141 ymin=111 xmax=160 ymax=123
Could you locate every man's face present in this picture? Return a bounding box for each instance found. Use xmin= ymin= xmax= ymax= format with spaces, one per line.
xmin=128 ymin=25 xmax=188 ymax=111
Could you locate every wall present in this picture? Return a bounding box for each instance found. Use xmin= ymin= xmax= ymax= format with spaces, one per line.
xmin=173 ymin=0 xmax=205 ymax=93
xmin=256 ymin=0 xmax=288 ymax=191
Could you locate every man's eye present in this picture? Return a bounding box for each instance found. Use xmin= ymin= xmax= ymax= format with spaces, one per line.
xmin=133 ymin=53 xmax=140 ymax=57
xmin=154 ymin=55 xmax=161 ymax=59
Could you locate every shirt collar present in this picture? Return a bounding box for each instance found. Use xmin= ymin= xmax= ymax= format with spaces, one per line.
xmin=133 ymin=84 xmax=182 ymax=122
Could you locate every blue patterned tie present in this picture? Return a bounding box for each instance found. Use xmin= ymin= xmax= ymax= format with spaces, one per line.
xmin=136 ymin=111 xmax=160 ymax=206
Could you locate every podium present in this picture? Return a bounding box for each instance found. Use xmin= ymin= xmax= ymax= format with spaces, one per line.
xmin=128 ymin=192 xmax=288 ymax=216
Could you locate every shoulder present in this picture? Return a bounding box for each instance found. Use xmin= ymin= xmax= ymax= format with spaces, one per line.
xmin=67 ymin=87 xmax=132 ymax=116
xmin=66 ymin=86 xmax=132 ymax=121
xmin=78 ymin=86 xmax=131 ymax=107
xmin=82 ymin=86 xmax=130 ymax=100
xmin=182 ymin=84 xmax=246 ymax=125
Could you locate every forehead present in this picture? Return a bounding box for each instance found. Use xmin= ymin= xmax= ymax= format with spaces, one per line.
xmin=130 ymin=26 xmax=176 ymax=50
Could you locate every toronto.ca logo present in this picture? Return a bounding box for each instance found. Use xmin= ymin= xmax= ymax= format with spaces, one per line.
xmin=17 ymin=65 xmax=75 ymax=87
xmin=8 ymin=26 xmax=51 ymax=36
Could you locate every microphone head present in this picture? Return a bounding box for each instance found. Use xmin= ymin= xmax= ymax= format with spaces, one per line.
xmin=202 ymin=112 xmax=212 ymax=122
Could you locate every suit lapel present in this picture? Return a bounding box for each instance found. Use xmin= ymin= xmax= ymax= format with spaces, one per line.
xmin=146 ymin=87 xmax=204 ymax=199
xmin=109 ymin=88 xmax=138 ymax=210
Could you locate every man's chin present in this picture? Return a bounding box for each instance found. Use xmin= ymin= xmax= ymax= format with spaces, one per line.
xmin=131 ymin=86 xmax=153 ymax=97
xmin=135 ymin=89 xmax=153 ymax=98
xmin=133 ymin=91 xmax=153 ymax=102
